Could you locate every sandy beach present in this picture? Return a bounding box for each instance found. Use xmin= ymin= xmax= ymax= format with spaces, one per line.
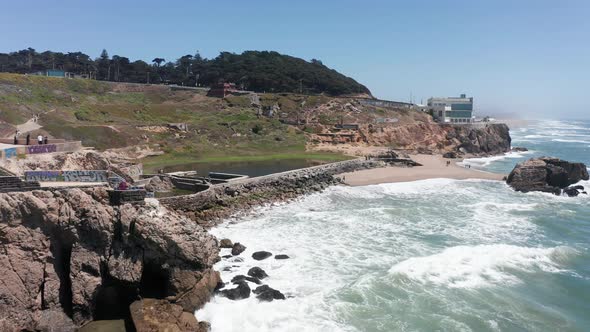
xmin=338 ymin=154 xmax=505 ymax=186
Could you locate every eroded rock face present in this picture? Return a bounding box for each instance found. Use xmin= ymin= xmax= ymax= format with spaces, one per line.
xmin=506 ymin=157 xmax=589 ymax=195
xmin=450 ymin=123 xmax=511 ymax=155
xmin=0 ymin=188 xmax=220 ymax=331
xmin=357 ymin=122 xmax=511 ymax=156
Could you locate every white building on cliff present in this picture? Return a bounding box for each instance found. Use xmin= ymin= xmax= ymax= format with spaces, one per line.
xmin=427 ymin=94 xmax=474 ymax=124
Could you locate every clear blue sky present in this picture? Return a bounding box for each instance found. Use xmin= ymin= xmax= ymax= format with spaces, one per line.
xmin=2 ymin=0 xmax=589 ymax=118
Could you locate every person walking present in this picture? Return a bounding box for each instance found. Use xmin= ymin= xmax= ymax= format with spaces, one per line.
xmin=13 ymin=135 xmax=17 ymax=145
xmin=43 ymin=136 xmax=48 ymax=145
xmin=37 ymin=134 xmax=43 ymax=145
xmin=26 ymin=133 xmax=30 ymax=145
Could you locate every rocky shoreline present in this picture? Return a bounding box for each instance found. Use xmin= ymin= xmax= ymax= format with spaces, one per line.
xmin=0 ymin=159 xmax=383 ymax=331
xmin=5 ymin=152 xmax=551 ymax=331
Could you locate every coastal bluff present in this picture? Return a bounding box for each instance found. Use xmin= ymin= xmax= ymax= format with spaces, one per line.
xmin=353 ymin=123 xmax=511 ymax=156
xmin=506 ymin=157 xmax=589 ymax=195
xmin=0 ymin=187 xmax=220 ymax=331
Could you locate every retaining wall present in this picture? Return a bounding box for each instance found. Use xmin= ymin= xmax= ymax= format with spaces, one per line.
xmin=0 ymin=141 xmax=82 ymax=160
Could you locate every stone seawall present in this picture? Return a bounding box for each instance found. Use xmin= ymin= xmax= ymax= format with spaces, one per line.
xmin=159 ymin=159 xmax=383 ymax=227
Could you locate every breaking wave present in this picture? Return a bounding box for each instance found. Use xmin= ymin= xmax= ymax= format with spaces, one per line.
xmin=389 ymin=245 xmax=574 ymax=289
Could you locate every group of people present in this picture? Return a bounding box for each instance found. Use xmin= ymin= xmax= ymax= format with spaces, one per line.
xmin=13 ymin=130 xmax=48 ymax=145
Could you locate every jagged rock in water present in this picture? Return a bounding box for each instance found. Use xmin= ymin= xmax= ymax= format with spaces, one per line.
xmin=219 ymin=238 xmax=233 ymax=248
xmin=231 ymin=242 xmax=246 ymax=256
xmin=219 ymin=281 xmax=251 ymax=300
xmin=564 ymin=185 xmax=586 ymax=197
xmin=252 ymin=251 xmax=273 ymax=260
xmin=506 ymin=157 xmax=589 ymax=195
xmin=130 ymin=298 xmax=209 ymax=332
xmin=231 ymin=275 xmax=262 ymax=285
xmin=247 ymin=266 xmax=269 ymax=279
xmin=253 ymin=285 xmax=286 ymax=302
xmin=275 ymin=254 xmax=290 ymax=260
xmin=512 ymin=146 xmax=529 ymax=152
xmin=0 ymin=188 xmax=220 ymax=330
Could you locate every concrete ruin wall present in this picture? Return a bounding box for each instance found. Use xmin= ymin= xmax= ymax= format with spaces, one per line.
xmin=24 ymin=170 xmax=109 ymax=182
xmin=0 ymin=141 xmax=82 ymax=160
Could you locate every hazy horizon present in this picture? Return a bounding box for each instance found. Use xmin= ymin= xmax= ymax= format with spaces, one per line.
xmin=2 ymin=0 xmax=589 ymax=119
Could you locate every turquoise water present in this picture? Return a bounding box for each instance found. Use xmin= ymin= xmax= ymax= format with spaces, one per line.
xmin=197 ymin=120 xmax=590 ymax=332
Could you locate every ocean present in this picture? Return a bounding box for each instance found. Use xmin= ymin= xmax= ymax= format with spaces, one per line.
xmin=197 ymin=119 xmax=590 ymax=332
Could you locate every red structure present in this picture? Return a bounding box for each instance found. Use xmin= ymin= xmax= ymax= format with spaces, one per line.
xmin=207 ymin=82 xmax=237 ymax=98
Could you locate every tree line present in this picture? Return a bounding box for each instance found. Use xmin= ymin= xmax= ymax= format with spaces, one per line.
xmin=0 ymin=48 xmax=371 ymax=96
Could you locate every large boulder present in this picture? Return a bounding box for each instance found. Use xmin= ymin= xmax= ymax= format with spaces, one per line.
xmin=219 ymin=238 xmax=233 ymax=248
xmin=252 ymin=251 xmax=272 ymax=260
xmin=253 ymin=285 xmax=286 ymax=302
xmin=219 ymin=281 xmax=251 ymax=300
xmin=129 ymin=298 xmax=209 ymax=332
xmin=0 ymin=188 xmax=220 ymax=330
xmin=506 ymin=157 xmax=589 ymax=195
xmin=247 ymin=267 xmax=268 ymax=279
xmin=231 ymin=242 xmax=246 ymax=256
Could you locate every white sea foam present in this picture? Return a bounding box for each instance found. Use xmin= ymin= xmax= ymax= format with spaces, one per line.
xmin=552 ymin=138 xmax=590 ymax=144
xmin=462 ymin=150 xmax=531 ymax=167
xmin=377 ymin=177 xmax=457 ymax=195
xmin=389 ymin=245 xmax=573 ymax=288
xmin=195 ymin=151 xmax=588 ymax=331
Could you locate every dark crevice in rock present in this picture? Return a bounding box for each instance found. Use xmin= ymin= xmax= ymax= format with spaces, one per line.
xmin=51 ymin=241 xmax=73 ymax=318
xmin=40 ymin=263 xmax=47 ymax=310
xmin=139 ymin=263 xmax=169 ymax=299
xmin=92 ymin=261 xmax=139 ymax=330
xmin=113 ymin=209 xmax=124 ymax=243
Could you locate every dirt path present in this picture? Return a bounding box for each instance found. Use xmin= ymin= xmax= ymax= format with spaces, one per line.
xmin=2 ymin=116 xmax=43 ymax=138
xmin=16 ymin=119 xmax=42 ymax=134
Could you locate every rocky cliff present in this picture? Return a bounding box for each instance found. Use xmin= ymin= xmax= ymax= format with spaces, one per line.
xmin=361 ymin=123 xmax=511 ymax=156
xmin=0 ymin=188 xmax=220 ymax=331
xmin=506 ymin=157 xmax=589 ymax=195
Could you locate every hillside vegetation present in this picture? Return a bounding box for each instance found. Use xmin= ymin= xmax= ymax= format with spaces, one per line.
xmin=0 ymin=49 xmax=371 ymax=96
xmin=0 ymin=74 xmax=345 ymax=170
xmin=0 ymin=73 xmax=427 ymax=172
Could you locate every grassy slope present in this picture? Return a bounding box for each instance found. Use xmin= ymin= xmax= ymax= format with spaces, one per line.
xmin=0 ymin=73 xmax=348 ymax=170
